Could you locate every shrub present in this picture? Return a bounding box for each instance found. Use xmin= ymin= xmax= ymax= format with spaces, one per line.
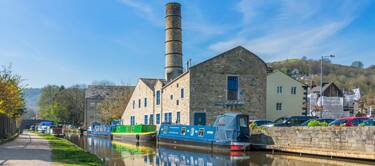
xmin=307 ymin=120 xmax=320 ymax=127
xmin=307 ymin=120 xmax=329 ymax=127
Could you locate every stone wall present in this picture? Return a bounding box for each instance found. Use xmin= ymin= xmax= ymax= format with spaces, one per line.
xmin=251 ymin=127 xmax=375 ymax=160
xmin=162 ymin=72 xmax=190 ymax=125
xmin=121 ymin=81 xmax=154 ymax=125
xmin=189 ymin=46 xmax=267 ymax=124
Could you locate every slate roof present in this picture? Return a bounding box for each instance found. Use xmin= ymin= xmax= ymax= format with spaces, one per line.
xmin=85 ymin=85 xmax=135 ymax=99
xmin=140 ymin=78 xmax=165 ymax=90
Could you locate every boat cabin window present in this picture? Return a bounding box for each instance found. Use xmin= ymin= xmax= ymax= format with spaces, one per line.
xmin=163 ymin=126 xmax=168 ymax=134
xmin=239 ymin=116 xmax=248 ymax=127
xmin=181 ymin=127 xmax=186 ymax=135
xmin=198 ymin=128 xmax=205 ymax=137
xmin=218 ymin=117 xmax=226 ymax=126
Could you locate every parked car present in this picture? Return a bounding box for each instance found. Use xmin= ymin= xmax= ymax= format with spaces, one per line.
xmin=361 ymin=119 xmax=375 ymax=126
xmin=329 ymin=117 xmax=370 ymax=127
xmin=266 ymin=116 xmax=317 ymax=127
xmin=249 ymin=120 xmax=273 ymax=127
xmin=300 ymin=118 xmax=335 ymax=126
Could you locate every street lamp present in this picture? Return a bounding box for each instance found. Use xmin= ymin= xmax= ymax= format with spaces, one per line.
xmin=320 ymin=54 xmax=335 ymax=118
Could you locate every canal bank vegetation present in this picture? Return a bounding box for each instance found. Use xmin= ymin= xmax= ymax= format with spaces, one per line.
xmin=37 ymin=133 xmax=102 ymax=166
xmin=0 ymin=65 xmax=25 ymax=140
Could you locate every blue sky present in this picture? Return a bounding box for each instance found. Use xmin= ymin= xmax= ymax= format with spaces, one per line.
xmin=1 ymin=0 xmax=374 ymax=88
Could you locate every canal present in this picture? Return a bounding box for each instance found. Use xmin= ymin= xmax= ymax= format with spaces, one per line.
xmin=65 ymin=134 xmax=375 ymax=166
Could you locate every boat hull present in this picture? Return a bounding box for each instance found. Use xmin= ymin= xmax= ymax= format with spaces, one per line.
xmin=112 ymin=132 xmax=156 ymax=146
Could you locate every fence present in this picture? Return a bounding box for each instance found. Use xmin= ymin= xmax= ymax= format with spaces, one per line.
xmin=0 ymin=114 xmax=18 ymax=139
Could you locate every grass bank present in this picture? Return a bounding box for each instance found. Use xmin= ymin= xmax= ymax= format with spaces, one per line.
xmin=37 ymin=133 xmax=103 ymax=166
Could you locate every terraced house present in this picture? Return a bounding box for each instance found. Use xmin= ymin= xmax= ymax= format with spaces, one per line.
xmin=121 ymin=3 xmax=268 ymax=126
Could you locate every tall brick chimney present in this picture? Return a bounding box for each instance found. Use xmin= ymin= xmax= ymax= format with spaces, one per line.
xmin=165 ymin=2 xmax=183 ymax=81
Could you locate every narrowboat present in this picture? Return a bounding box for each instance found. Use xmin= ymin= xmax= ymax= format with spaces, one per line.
xmin=157 ymin=112 xmax=251 ymax=152
xmin=88 ymin=124 xmax=112 ymax=138
xmin=112 ymin=124 xmax=156 ymax=145
xmin=87 ymin=120 xmax=121 ymax=137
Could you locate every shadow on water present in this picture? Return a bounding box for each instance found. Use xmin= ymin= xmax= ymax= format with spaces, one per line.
xmin=65 ymin=134 xmax=375 ymax=166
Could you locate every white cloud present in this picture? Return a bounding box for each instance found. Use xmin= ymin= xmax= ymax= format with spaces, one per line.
xmin=209 ymin=0 xmax=369 ymax=62
xmin=119 ymin=0 xmax=162 ymax=26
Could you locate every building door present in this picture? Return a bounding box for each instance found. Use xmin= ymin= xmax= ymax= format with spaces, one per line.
xmin=194 ymin=112 xmax=206 ymax=125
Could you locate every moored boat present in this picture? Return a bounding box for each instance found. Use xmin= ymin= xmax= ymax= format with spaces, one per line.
xmin=89 ymin=124 xmax=112 ymax=138
xmin=112 ymin=124 xmax=156 ymax=145
xmin=157 ymin=112 xmax=251 ymax=152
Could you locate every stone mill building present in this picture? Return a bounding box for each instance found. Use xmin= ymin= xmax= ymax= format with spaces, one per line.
xmin=121 ymin=2 xmax=268 ymax=126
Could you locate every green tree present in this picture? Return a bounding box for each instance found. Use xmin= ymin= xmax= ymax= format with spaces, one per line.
xmin=38 ymin=85 xmax=85 ymax=125
xmin=38 ymin=85 xmax=64 ymax=121
xmin=54 ymin=87 xmax=85 ymax=125
xmin=0 ymin=65 xmax=25 ymax=118
xmin=351 ymin=61 xmax=364 ymax=68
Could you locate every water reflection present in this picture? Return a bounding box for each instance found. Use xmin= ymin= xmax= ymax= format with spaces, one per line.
xmin=65 ymin=134 xmax=374 ymax=166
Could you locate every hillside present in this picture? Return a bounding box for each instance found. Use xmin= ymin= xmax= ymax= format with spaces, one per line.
xmin=268 ymin=59 xmax=375 ymax=98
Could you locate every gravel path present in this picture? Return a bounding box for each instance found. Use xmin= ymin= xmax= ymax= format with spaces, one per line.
xmin=0 ymin=131 xmax=53 ymax=166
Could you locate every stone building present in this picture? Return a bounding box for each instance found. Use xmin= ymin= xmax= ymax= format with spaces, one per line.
xmin=121 ymin=2 xmax=268 ymax=126
xmin=84 ymin=85 xmax=134 ymax=128
xmin=266 ymin=70 xmax=308 ymax=121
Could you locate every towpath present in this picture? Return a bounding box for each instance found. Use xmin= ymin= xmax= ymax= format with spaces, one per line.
xmin=0 ymin=131 xmax=53 ymax=166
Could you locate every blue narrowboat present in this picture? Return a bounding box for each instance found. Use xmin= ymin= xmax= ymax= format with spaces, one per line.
xmin=87 ymin=120 xmax=122 ymax=137
xmin=88 ymin=124 xmax=113 ymax=138
xmin=157 ymin=112 xmax=251 ymax=152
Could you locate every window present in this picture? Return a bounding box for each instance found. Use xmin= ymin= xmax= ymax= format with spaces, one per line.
xmin=176 ymin=112 xmax=180 ymax=124
xmin=130 ymin=116 xmax=135 ymax=125
xmin=239 ymin=116 xmax=248 ymax=127
xmin=198 ymin=128 xmax=205 ymax=137
xmin=149 ymin=114 xmax=154 ymax=125
xmin=291 ymin=87 xmax=297 ymax=95
xmin=176 ymin=100 xmax=179 ymax=106
xmin=277 ymin=86 xmax=283 ymax=95
xmin=170 ymin=94 xmax=173 ymax=100
xmin=144 ymin=98 xmax=147 ymax=107
xmin=181 ymin=127 xmax=186 ymax=135
xmin=138 ymin=99 xmax=141 ymax=108
xmin=276 ymin=103 xmax=283 ymax=111
xmin=164 ymin=112 xmax=172 ymax=123
xmin=132 ymin=100 xmax=135 ymax=109
xmin=156 ymin=114 xmax=160 ymax=124
xmin=181 ymin=88 xmax=184 ymax=98
xmin=156 ymin=90 xmax=161 ymax=105
xmin=194 ymin=112 xmax=206 ymax=125
xmin=144 ymin=115 xmax=148 ymax=125
xmin=227 ymin=76 xmax=239 ymax=100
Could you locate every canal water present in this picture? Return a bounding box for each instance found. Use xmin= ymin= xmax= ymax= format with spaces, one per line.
xmin=65 ymin=134 xmax=374 ymax=166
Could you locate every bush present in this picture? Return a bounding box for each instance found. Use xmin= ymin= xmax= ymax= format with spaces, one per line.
xmin=307 ymin=120 xmax=320 ymax=126
xmin=307 ymin=120 xmax=328 ymax=127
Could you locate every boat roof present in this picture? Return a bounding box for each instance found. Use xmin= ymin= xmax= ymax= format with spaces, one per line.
xmin=223 ymin=112 xmax=248 ymax=117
